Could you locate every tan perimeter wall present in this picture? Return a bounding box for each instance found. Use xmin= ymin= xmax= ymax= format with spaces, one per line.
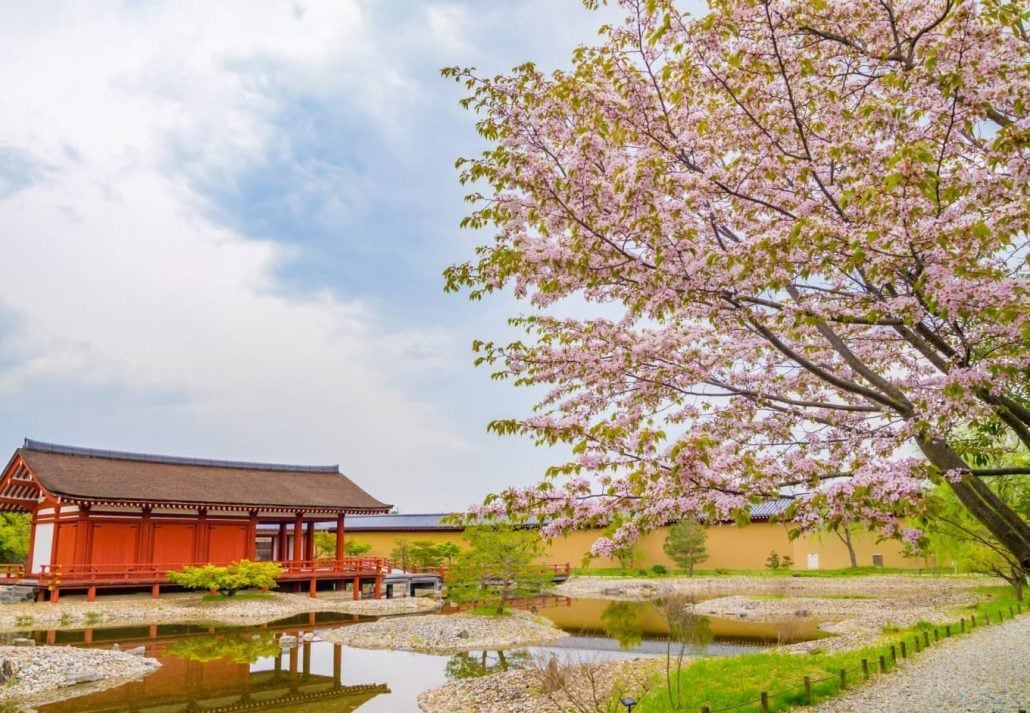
xmin=344 ymin=523 xmax=916 ymax=571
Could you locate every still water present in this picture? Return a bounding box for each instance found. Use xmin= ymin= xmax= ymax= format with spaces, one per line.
xmin=21 ymin=598 xmax=829 ymax=712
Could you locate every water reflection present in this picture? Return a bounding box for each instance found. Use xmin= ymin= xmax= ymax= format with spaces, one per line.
xmin=445 ymin=650 xmax=531 ymax=680
xmin=24 ymin=597 xmax=830 ymax=712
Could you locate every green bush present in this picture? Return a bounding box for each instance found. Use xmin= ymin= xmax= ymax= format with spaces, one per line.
xmin=167 ymin=560 xmax=282 ymax=597
xmin=651 ymin=564 xmax=668 ymax=575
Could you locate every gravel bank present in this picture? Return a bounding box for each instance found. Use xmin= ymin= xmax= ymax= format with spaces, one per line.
xmin=559 ymin=575 xmax=990 ymax=653
xmin=797 ymin=614 xmax=1030 ymax=713
xmin=555 ymin=574 xmax=993 ymax=602
xmin=323 ymin=610 xmax=568 ymax=653
xmin=0 ymin=591 xmax=439 ymax=632
xmin=0 ymin=644 xmax=160 ymax=706
xmin=417 ymin=657 xmax=664 ymax=713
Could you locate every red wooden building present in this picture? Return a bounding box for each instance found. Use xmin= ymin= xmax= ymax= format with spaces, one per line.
xmin=0 ymin=440 xmax=392 ymax=601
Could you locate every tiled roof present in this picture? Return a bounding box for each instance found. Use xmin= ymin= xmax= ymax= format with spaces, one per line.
xmin=343 ymin=513 xmax=463 ymax=531
xmin=13 ymin=439 xmax=390 ymax=513
xmin=266 ymin=501 xmax=795 ymax=533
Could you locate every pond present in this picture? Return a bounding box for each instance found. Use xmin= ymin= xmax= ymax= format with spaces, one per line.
xmin=17 ymin=598 xmax=831 ymax=712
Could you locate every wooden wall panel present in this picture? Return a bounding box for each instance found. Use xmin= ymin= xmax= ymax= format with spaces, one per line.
xmin=54 ymin=523 xmax=77 ymax=566
xmin=207 ymin=524 xmax=248 ymax=564
xmin=91 ymin=523 xmax=140 ymax=565
xmin=152 ymin=523 xmax=197 ymax=566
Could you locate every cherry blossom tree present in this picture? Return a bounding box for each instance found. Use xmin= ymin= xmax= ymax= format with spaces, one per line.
xmin=444 ymin=0 xmax=1030 ymax=571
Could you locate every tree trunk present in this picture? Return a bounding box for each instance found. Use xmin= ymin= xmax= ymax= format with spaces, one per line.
xmin=835 ymin=528 xmax=858 ymax=568
xmin=918 ymin=437 xmax=1030 ymax=574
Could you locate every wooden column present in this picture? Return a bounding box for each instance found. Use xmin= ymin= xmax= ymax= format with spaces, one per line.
xmin=292 ymin=513 xmax=304 ymax=563
xmin=246 ymin=511 xmax=258 ymax=560
xmin=137 ymin=507 xmax=152 ymax=567
xmin=304 ymin=522 xmax=315 ymax=560
xmin=333 ymin=643 xmax=342 ymax=686
xmin=335 ymin=514 xmax=345 ymax=562
xmin=48 ymin=501 xmax=62 ymax=571
xmin=277 ymin=523 xmax=288 ymax=561
xmin=195 ymin=509 xmax=208 ymax=564
xmin=74 ymin=505 xmax=91 ymax=565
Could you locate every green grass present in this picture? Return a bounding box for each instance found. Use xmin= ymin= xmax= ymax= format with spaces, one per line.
xmin=630 ymin=585 xmax=1023 ymax=712
xmin=201 ymin=592 xmax=277 ymax=602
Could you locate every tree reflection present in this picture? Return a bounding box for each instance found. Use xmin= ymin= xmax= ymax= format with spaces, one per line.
xmin=660 ymin=595 xmax=713 ymax=709
xmin=164 ymin=631 xmax=281 ymax=664
xmin=600 ymin=600 xmax=647 ymax=650
xmin=445 ymin=650 xmax=531 ymax=680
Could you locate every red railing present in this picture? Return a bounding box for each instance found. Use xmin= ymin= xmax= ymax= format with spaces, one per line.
xmin=0 ymin=563 xmax=24 ymax=580
xmin=34 ymin=557 xmax=392 ymax=587
xmin=407 ymin=563 xmax=571 ymax=580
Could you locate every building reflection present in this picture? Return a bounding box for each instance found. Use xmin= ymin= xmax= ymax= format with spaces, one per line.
xmin=32 ymin=618 xmax=388 ymax=713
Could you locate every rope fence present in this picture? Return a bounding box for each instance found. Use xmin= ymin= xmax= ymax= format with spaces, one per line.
xmin=689 ymin=601 xmax=1024 ymax=713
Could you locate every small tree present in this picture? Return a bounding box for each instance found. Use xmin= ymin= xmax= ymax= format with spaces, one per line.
xmin=765 ymin=552 xmax=781 ymax=571
xmin=167 ymin=560 xmax=282 ymax=597
xmin=411 ymin=540 xmax=445 ymax=568
xmin=345 ymin=539 xmax=373 ymax=557
xmin=663 ymin=519 xmax=709 ymax=576
xmin=446 ymin=524 xmax=552 ymax=614
xmin=391 ymin=538 xmax=413 ymax=571
xmin=436 ymin=541 xmax=461 ymax=566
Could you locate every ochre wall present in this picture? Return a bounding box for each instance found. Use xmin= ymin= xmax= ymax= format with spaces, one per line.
xmin=345 ymin=531 xmax=465 ymax=559
xmin=347 ymin=522 xmax=916 ymax=571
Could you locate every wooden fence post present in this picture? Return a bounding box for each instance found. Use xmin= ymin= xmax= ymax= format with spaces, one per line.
xmin=900 ymin=640 xmax=907 ymax=659
xmin=971 ymin=614 xmax=977 ymax=628
xmin=890 ymin=644 xmax=897 ymax=663
xmin=914 ymin=636 xmax=921 ymax=653
xmin=804 ymin=676 xmax=811 ymax=704
xmin=839 ymin=668 xmax=847 ymax=690
xmin=934 ymin=628 xmax=939 ymax=642
xmin=879 ymin=655 xmax=887 ymax=673
xmin=760 ymin=691 xmax=769 ymax=713
xmin=701 ymin=707 xmax=710 ymax=713
xmin=922 ymin=631 xmax=930 ymax=648
xmin=862 ymin=659 xmax=869 ymax=681
xmin=960 ymin=618 xmax=965 ymax=633
xmin=945 ymin=624 xmax=951 ymax=637
xmin=983 ymin=612 xmax=990 ymax=625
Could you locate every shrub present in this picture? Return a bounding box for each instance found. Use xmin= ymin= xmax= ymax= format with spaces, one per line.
xmin=651 ymin=564 xmax=668 ymax=575
xmin=167 ymin=560 xmax=282 ymax=597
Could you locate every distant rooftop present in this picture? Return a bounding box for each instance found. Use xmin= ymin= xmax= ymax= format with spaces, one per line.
xmin=23 ymin=438 xmax=339 ymax=473
xmin=5 ymin=439 xmax=390 ymax=514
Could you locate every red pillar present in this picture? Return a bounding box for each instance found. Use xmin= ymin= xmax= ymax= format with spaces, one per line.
xmin=292 ymin=513 xmax=304 ymax=563
xmin=74 ymin=505 xmax=91 ymax=565
xmin=352 ymin=577 xmax=360 ymax=600
xmin=309 ymin=578 xmax=317 ymax=599
xmin=48 ymin=502 xmax=62 ymax=570
xmin=278 ymin=523 xmax=288 ymax=561
xmin=335 ymin=513 xmax=345 ymax=563
xmin=304 ymin=522 xmax=315 ymax=561
xmin=247 ymin=511 xmax=258 ymax=560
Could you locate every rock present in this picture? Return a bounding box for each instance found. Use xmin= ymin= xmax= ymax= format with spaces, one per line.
xmin=64 ymin=671 xmax=103 ymax=685
xmin=0 ymin=658 xmax=17 ymax=683
xmin=123 ymin=646 xmax=146 ymax=657
xmin=11 ymin=638 xmax=34 ymax=647
xmin=456 ymin=630 xmax=469 ymax=639
xmin=111 ymin=643 xmax=120 ymax=651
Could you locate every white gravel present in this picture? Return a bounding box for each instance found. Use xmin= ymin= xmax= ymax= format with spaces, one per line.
xmin=798 ymin=614 xmax=1029 ymax=713
xmin=0 ymin=644 xmax=160 ymax=705
xmin=323 ymin=610 xmax=568 ymax=653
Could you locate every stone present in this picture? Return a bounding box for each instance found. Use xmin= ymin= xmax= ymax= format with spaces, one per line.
xmin=0 ymin=658 xmax=17 ymax=683
xmin=124 ymin=646 xmax=146 ymax=657
xmin=11 ymin=638 xmax=34 ymax=647
xmin=65 ymin=671 xmax=104 ymax=685
xmin=111 ymin=643 xmax=120 ymax=651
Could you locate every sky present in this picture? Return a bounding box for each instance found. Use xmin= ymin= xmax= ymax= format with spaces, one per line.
xmin=0 ymin=1 xmax=705 ymax=513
